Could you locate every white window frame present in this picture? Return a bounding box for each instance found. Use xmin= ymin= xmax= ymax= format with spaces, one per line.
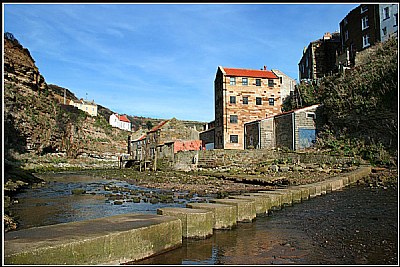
xmin=362 ymin=34 xmax=370 ymax=48
xmin=230 ymin=77 xmax=236 ymax=85
xmin=361 ymin=16 xmax=369 ymax=30
xmin=361 ymin=5 xmax=368 ymax=13
xmin=306 ymin=112 xmax=316 ymax=119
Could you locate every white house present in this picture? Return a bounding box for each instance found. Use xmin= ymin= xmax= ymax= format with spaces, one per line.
xmin=109 ymin=113 xmax=131 ymax=131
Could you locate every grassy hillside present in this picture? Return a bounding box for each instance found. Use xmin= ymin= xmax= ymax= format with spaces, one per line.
xmin=284 ymin=37 xmax=398 ymax=165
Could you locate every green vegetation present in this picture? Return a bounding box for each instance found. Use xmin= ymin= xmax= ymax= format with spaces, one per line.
xmin=284 ymin=37 xmax=398 ymax=166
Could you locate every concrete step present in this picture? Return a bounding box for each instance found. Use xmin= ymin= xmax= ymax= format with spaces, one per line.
xmin=186 ymin=202 xmax=237 ymax=229
xmin=4 ymin=213 xmax=182 ymax=265
xmin=157 ymin=207 xmax=213 ymax=239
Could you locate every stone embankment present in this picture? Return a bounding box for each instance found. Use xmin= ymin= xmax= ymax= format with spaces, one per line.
xmin=4 ymin=165 xmax=371 ymax=265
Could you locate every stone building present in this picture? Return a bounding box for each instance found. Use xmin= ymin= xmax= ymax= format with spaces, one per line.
xmin=214 ymin=66 xmax=281 ymax=150
xmin=298 ymin=32 xmax=341 ymax=82
xmin=128 ymin=118 xmax=201 ymax=167
xmin=274 ymin=104 xmax=323 ymax=150
xmin=244 ymin=117 xmax=274 ymax=149
xmin=244 ymin=104 xmax=324 ymax=151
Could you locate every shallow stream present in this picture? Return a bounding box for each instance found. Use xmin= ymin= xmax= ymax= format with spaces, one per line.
xmin=8 ymin=172 xmax=398 ymax=265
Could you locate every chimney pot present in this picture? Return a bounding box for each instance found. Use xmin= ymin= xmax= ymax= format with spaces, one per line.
xmin=263 ymin=65 xmax=267 ymax=70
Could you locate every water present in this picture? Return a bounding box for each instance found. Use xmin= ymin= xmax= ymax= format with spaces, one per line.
xmin=133 ymin=185 xmax=398 ymax=265
xmin=9 ymin=172 xmax=398 ymax=264
xmin=9 ymin=172 xmax=200 ymax=230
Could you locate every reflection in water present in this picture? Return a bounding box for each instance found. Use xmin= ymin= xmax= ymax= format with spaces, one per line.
xmin=133 ymin=186 xmax=397 ymax=265
xmin=133 ymin=216 xmax=313 ymax=265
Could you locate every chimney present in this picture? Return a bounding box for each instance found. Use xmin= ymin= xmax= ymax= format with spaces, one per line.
xmin=323 ymin=32 xmax=332 ymax=40
xmin=263 ymin=65 xmax=267 ymax=70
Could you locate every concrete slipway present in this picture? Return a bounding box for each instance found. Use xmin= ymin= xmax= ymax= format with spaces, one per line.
xmin=4 ymin=165 xmax=371 ymax=265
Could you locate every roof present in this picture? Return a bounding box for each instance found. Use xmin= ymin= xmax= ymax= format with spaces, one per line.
xmin=274 ymin=104 xmax=321 ymax=118
xmin=148 ymin=120 xmax=169 ymax=133
xmin=118 ymin=114 xmax=130 ymax=123
xmin=221 ymin=66 xmax=278 ymax=79
xmin=133 ymin=134 xmax=146 ymax=142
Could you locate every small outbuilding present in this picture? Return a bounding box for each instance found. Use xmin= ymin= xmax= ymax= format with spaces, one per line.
xmin=244 ymin=104 xmax=323 ymax=151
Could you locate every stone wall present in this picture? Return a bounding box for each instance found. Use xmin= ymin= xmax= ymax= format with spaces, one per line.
xmin=173 ymin=149 xmax=358 ymax=171
xmin=260 ymin=118 xmax=275 ymax=149
xmin=275 ymin=113 xmax=293 ymax=150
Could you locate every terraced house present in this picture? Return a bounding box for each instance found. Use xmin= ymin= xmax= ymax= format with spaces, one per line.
xmin=214 ymin=66 xmax=281 ymax=150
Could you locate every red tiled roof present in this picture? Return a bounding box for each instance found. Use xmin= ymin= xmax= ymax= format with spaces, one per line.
xmin=148 ymin=120 xmax=169 ymax=133
xmin=118 ymin=115 xmax=130 ymax=123
xmin=222 ymin=67 xmax=278 ymax=79
xmin=135 ymin=134 xmax=147 ymax=141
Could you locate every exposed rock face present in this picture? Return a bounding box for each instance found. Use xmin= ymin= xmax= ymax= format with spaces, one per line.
xmin=4 ymin=34 xmax=60 ymax=155
xmin=3 ymin=33 xmax=128 ymax=159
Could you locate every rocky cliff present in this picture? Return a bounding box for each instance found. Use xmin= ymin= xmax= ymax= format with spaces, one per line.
xmin=3 ymin=33 xmax=129 ymax=161
xmin=3 ymin=32 xmax=205 ymax=165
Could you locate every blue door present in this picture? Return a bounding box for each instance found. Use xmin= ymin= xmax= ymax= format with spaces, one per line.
xmin=298 ymin=128 xmax=316 ymax=149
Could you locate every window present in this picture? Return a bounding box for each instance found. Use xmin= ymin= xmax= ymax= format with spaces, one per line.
xmin=230 ymin=135 xmax=238 ymax=143
xmin=279 ymin=77 xmax=283 ymax=84
xmin=383 ymin=6 xmax=390 ymax=20
xmin=268 ymin=79 xmax=274 ymax=87
xmin=395 ymin=13 xmax=398 ymax=26
xmin=382 ymin=27 xmax=387 ymax=36
xmin=268 ymin=98 xmax=275 ymax=106
xmin=361 ymin=16 xmax=369 ymax=30
xmin=345 ymin=30 xmax=349 ymax=41
xmin=256 ymin=97 xmax=262 ymax=105
xmin=362 ymin=34 xmax=370 ymax=48
xmin=230 ymin=115 xmax=238 ymax=123
xmin=343 ymin=18 xmax=348 ymax=26
xmin=243 ymin=96 xmax=248 ymax=105
xmin=361 ymin=5 xmax=368 ymax=13
xmin=242 ymin=77 xmax=248 ymax=85
xmin=230 ymin=96 xmax=236 ymax=104
xmin=256 ymin=79 xmax=261 ymax=86
xmin=230 ymin=77 xmax=236 ymax=85
xmin=306 ymin=112 xmax=316 ymax=119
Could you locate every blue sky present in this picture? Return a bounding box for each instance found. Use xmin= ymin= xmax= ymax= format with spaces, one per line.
xmin=3 ymin=3 xmax=359 ymax=122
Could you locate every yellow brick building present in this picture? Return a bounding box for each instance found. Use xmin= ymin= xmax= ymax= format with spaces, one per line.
xmin=214 ymin=66 xmax=282 ymax=150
